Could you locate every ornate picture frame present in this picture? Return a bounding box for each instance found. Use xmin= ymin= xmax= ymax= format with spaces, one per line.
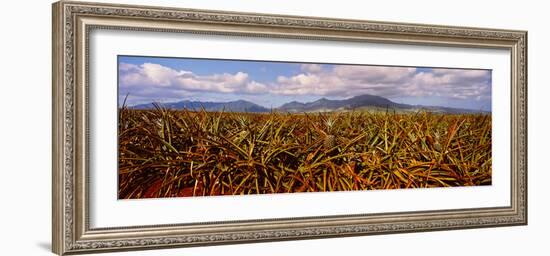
xmin=52 ymin=1 xmax=527 ymax=255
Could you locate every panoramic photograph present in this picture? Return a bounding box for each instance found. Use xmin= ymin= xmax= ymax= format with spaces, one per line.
xmin=117 ymin=56 xmax=492 ymax=199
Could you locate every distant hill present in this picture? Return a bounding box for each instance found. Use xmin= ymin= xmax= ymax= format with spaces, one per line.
xmin=131 ymin=94 xmax=487 ymax=114
xmin=132 ymin=99 xmax=269 ymax=113
xmin=278 ymin=94 xmax=410 ymax=112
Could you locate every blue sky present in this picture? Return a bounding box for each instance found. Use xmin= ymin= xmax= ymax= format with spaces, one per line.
xmin=118 ymin=56 xmax=492 ymax=111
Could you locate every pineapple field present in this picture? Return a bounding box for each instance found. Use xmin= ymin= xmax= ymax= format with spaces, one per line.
xmin=118 ymin=106 xmax=492 ymax=199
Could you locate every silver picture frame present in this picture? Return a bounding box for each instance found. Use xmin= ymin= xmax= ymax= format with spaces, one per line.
xmin=52 ymin=1 xmax=527 ymax=254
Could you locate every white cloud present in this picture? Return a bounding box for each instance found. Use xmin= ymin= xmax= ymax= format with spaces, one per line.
xmin=406 ymin=69 xmax=491 ymax=100
xmin=333 ymin=66 xmax=416 ymax=84
xmin=120 ymin=62 xmax=491 ymax=104
xmin=300 ymin=64 xmax=323 ymax=73
xmin=272 ymin=65 xmax=490 ymax=100
xmin=119 ymin=63 xmax=267 ymax=94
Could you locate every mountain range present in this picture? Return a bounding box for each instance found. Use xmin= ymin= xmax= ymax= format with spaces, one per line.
xmin=131 ymin=94 xmax=487 ymax=114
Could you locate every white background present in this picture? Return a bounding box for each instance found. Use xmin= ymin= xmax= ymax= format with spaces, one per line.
xmin=0 ymin=0 xmax=547 ymax=255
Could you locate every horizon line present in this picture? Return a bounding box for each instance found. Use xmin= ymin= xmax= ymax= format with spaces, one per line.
xmin=123 ymin=94 xmax=491 ymax=113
